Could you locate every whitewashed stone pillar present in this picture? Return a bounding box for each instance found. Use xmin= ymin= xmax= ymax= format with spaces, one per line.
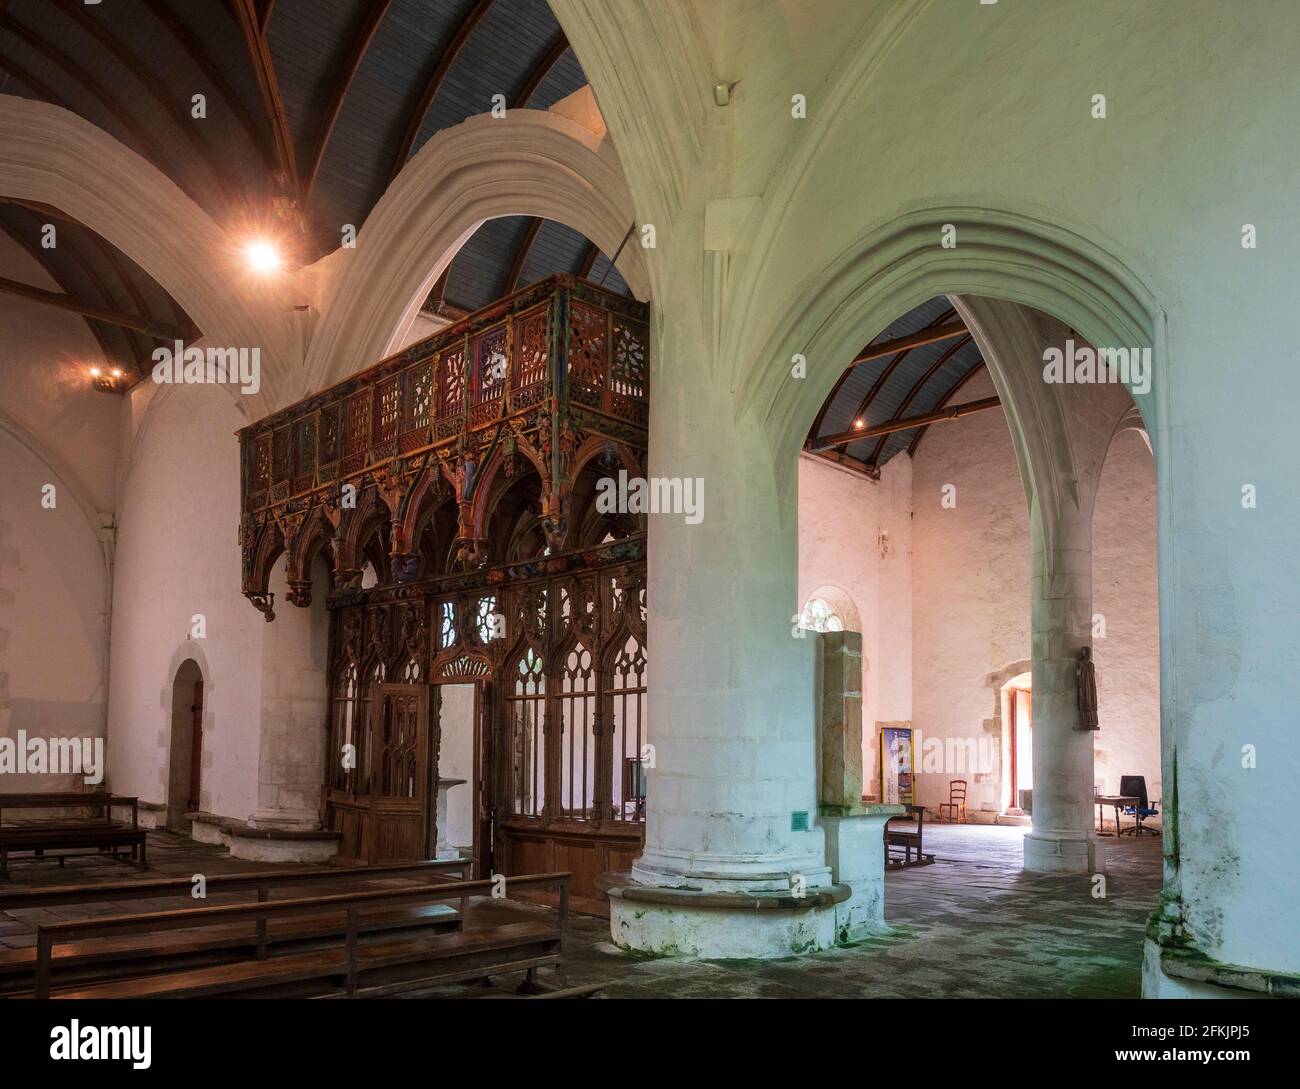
xmin=635 ymin=377 xmax=826 ymax=887
xmin=603 ymin=320 xmax=845 ymax=958
xmin=1023 ymin=507 xmax=1097 ymax=872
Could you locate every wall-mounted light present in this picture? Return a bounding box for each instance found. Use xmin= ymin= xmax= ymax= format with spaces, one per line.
xmin=89 ymin=365 xmax=127 ymax=394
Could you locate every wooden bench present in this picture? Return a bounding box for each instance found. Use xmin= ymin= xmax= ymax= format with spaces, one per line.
xmin=0 ymin=857 xmax=473 ymax=992
xmin=29 ymin=871 xmax=571 ymax=1000
xmin=884 ymin=804 xmax=935 ymax=869
xmin=0 ymin=793 xmax=145 ymax=878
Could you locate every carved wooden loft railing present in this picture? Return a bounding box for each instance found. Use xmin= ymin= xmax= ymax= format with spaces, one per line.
xmin=238 ymin=274 xmax=650 ymax=620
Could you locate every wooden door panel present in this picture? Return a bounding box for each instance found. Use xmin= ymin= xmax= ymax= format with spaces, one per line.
xmin=188 ymin=680 xmax=204 ymax=812
xmin=370 ymin=685 xmax=433 ymax=862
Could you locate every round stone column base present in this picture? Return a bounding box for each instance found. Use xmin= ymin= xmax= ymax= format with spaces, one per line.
xmin=597 ymin=872 xmax=850 ymax=959
xmin=188 ymin=813 xmax=341 ymax=863
xmin=1142 ymin=937 xmax=1300 ymax=998
xmin=1023 ymin=830 xmax=1096 ymax=873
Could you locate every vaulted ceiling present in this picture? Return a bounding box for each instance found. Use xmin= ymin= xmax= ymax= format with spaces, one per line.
xmin=0 ymin=0 xmax=629 ymax=377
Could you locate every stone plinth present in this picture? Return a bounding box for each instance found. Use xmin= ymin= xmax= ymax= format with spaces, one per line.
xmin=222 ymin=821 xmax=341 ymax=863
xmin=598 ymin=872 xmax=850 ymax=959
xmin=821 ymin=803 xmax=905 ymax=941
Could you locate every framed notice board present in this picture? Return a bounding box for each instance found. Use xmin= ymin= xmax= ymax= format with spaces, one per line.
xmin=880 ymin=726 xmax=914 ymax=806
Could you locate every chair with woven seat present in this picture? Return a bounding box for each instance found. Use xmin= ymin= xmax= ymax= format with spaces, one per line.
xmin=938 ymin=779 xmax=967 ymax=824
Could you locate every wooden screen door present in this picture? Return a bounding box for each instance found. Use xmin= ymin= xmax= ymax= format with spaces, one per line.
xmin=371 ymin=684 xmax=435 ymax=863
xmin=187 ymin=680 xmax=204 ymax=812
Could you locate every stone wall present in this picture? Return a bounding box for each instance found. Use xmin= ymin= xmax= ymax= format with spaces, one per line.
xmin=797 ymin=453 xmax=911 ymax=798
xmin=0 ymin=237 xmax=114 ymax=793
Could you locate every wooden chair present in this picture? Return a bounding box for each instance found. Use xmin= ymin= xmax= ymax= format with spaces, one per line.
xmin=938 ymin=779 xmax=967 ymax=823
xmin=883 ymin=805 xmax=935 ymax=869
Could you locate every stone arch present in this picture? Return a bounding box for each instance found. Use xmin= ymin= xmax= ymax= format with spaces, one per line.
xmin=744 ymin=206 xmax=1160 ymax=481
xmin=304 ymin=109 xmax=649 ymax=394
xmin=1107 ymin=403 xmax=1153 ymax=458
xmin=0 ymin=95 xmax=293 ymax=414
xmin=166 ymin=657 xmax=204 ymax=829
xmin=160 ymin=639 xmax=214 ymax=825
xmin=734 ymin=211 xmax=1162 ymax=606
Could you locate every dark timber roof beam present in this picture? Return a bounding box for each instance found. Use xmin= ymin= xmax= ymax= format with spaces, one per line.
xmin=848 ymin=320 xmax=968 ymax=368
xmin=504 ymin=217 xmax=544 ymax=295
xmin=813 ymin=395 xmax=1002 ymax=450
xmin=866 ymin=334 xmax=974 ymax=464
xmin=0 ymin=275 xmax=191 ymax=342
xmin=234 ymin=0 xmax=300 ymax=195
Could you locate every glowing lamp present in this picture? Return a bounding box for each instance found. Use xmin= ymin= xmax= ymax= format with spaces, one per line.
xmin=244 ymin=239 xmax=282 ymax=274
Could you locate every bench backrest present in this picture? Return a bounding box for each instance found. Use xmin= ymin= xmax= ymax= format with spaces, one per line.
xmin=0 ymin=856 xmax=473 ymax=910
xmin=0 ymin=793 xmax=134 ymax=808
xmin=0 ymin=794 xmax=138 ymax=831
xmin=34 ymin=871 xmax=571 ymax=998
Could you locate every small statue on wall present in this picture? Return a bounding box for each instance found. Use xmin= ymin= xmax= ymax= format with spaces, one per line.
xmin=1076 ymin=646 xmax=1100 ymax=730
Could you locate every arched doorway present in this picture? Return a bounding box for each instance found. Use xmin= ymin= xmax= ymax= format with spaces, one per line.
xmin=167 ymin=659 xmax=204 ymax=830
xmin=797 ymin=290 xmax=1152 ymax=860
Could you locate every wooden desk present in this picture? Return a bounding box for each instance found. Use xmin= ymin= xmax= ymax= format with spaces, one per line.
xmin=1095 ymin=795 xmax=1137 ymax=836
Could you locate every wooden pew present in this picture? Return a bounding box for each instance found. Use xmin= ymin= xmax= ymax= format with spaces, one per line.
xmin=29 ymin=872 xmax=571 ymax=1000
xmin=0 ymin=793 xmax=144 ymax=878
xmin=0 ymin=858 xmax=473 ymax=991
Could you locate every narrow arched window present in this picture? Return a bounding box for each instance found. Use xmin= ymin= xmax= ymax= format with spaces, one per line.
xmin=799 ymin=596 xmax=844 ymax=633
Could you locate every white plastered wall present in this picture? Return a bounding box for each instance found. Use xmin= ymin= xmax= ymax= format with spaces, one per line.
xmin=106 ymin=380 xmax=265 ymax=819
xmin=0 ymin=234 xmax=115 ymax=791
xmin=797 ymin=453 xmax=911 ymax=797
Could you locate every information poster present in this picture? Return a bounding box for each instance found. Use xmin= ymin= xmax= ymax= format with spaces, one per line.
xmin=880 ymin=726 xmax=914 ymax=805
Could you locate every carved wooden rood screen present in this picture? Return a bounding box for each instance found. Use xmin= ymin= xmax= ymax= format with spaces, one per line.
xmin=237 ymin=275 xmax=649 ymax=906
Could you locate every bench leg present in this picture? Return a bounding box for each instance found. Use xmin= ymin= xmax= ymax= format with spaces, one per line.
xmin=516 ymin=967 xmax=547 ymax=995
